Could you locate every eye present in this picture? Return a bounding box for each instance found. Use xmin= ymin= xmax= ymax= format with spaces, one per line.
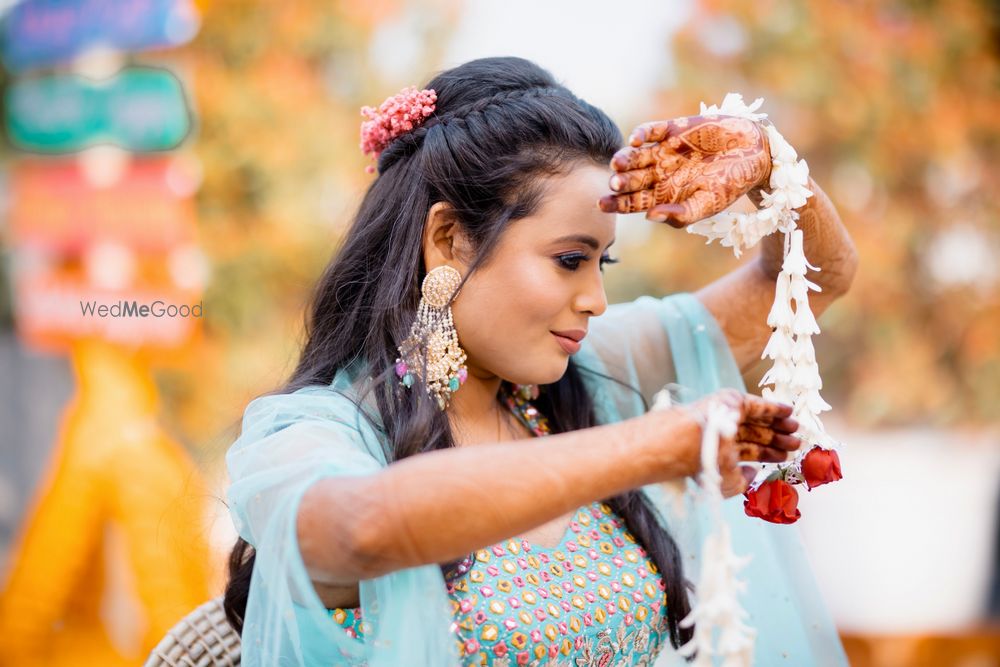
xmin=599 ymin=254 xmax=620 ymax=271
xmin=556 ymin=253 xmax=586 ymax=271
xmin=555 ymin=253 xmax=620 ymax=272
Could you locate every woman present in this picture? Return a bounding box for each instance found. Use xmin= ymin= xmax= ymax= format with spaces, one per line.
xmin=223 ymin=57 xmax=857 ymax=666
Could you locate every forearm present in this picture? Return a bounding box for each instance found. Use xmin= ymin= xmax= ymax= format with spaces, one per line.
xmin=754 ymin=178 xmax=858 ymax=293
xmin=306 ymin=408 xmax=697 ymax=579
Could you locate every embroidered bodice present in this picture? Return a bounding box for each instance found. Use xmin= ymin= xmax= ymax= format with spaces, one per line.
xmin=327 ymin=386 xmax=670 ymax=666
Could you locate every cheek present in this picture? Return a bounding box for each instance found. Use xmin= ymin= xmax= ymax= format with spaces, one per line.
xmin=452 ymin=260 xmax=567 ymax=366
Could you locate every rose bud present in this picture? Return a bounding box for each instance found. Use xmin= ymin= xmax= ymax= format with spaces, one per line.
xmin=800 ymin=446 xmax=843 ymax=490
xmin=743 ymin=478 xmax=801 ymax=524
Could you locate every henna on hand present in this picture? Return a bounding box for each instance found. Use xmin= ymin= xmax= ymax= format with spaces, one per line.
xmin=598 ymin=115 xmax=772 ymax=227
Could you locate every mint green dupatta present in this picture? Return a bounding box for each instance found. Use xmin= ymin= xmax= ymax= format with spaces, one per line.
xmin=577 ymin=293 xmax=849 ymax=667
xmin=226 ymin=375 xmax=458 ymax=666
xmin=225 ymin=292 xmax=848 ymax=666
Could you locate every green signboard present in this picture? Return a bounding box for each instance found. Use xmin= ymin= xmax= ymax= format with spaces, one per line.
xmin=5 ymin=67 xmax=193 ymax=153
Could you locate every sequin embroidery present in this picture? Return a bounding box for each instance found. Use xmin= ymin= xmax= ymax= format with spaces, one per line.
xmin=326 ymin=386 xmax=671 ymax=666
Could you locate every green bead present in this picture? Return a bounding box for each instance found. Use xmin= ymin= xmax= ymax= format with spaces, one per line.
xmin=402 ymin=373 xmax=414 ymax=388
xmin=449 ymin=376 xmax=460 ymax=392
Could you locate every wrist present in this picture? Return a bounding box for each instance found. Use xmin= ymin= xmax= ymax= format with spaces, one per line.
xmin=628 ymin=407 xmax=703 ymax=485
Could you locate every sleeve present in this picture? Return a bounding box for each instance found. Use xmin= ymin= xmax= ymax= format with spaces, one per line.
xmin=225 ymin=385 xmax=459 ymax=667
xmin=575 ymin=292 xmax=739 ymax=424
xmin=580 ymin=292 xmax=849 ymax=666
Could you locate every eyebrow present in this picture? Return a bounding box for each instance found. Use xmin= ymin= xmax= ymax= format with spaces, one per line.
xmin=552 ymin=234 xmax=616 ymax=250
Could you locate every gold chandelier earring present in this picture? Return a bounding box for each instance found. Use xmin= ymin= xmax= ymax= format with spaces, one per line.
xmin=394 ymin=265 xmax=469 ymax=410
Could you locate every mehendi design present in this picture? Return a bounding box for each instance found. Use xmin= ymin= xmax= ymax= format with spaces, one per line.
xmin=599 ymin=115 xmax=772 ymax=228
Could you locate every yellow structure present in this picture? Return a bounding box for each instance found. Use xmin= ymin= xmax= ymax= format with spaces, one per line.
xmin=0 ymin=338 xmax=217 ymax=666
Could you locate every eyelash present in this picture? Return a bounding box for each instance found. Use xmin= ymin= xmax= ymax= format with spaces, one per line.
xmin=556 ymin=253 xmax=620 ymax=272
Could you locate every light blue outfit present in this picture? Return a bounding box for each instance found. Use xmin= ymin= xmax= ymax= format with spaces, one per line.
xmin=225 ymin=293 xmax=849 ymax=666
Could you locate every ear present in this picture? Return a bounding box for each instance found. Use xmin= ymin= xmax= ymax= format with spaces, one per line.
xmin=422 ymin=202 xmax=473 ymax=272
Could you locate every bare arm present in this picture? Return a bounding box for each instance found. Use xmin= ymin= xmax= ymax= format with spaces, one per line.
xmin=695 ymin=178 xmax=859 ymax=373
xmin=296 ymin=390 xmax=798 ymax=613
xmin=297 ymin=408 xmax=698 ymax=590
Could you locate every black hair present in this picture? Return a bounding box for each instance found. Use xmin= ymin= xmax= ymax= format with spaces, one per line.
xmin=223 ymin=56 xmax=694 ymax=653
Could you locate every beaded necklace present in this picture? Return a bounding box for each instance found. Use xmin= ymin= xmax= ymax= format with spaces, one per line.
xmin=499 ymin=384 xmax=551 ymax=437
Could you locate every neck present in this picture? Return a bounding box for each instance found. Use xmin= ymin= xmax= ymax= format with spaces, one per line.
xmin=445 ymin=361 xmax=506 ymax=442
xmin=447 ymin=363 xmax=503 ymax=420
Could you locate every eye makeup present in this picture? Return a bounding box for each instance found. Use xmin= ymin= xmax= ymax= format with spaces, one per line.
xmin=555 ymin=252 xmax=620 ymax=271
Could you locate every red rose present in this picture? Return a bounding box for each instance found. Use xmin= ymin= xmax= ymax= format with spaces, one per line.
xmin=743 ymin=479 xmax=801 ymax=524
xmin=801 ymin=446 xmax=843 ymax=490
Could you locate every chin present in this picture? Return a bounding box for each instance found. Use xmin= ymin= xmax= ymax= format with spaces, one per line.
xmin=496 ymin=350 xmax=571 ymax=387
xmin=534 ymin=355 xmax=571 ymax=385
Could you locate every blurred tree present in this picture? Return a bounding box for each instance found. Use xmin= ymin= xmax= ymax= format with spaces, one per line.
xmin=635 ymin=0 xmax=1000 ymax=426
xmin=165 ymin=0 xmax=459 ymax=453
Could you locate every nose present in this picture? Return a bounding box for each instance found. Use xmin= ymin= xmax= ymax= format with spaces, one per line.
xmin=573 ymin=269 xmax=608 ymax=317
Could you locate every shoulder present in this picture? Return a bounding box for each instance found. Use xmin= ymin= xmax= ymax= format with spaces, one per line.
xmin=242 ymin=361 xmax=383 ymax=436
xmin=241 ymin=385 xmax=369 ymax=437
xmin=234 ymin=368 xmax=389 ymax=467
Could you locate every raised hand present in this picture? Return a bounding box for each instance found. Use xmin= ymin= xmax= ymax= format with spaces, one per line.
xmin=598 ymin=115 xmax=772 ymax=228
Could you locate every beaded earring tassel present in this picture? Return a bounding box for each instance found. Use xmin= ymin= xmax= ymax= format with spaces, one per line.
xmin=395 ymin=266 xmax=469 ymax=409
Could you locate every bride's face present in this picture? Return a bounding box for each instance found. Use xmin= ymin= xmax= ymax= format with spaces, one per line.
xmin=451 ymin=163 xmax=617 ymax=385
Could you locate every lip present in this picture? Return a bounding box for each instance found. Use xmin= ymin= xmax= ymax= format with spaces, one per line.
xmin=551 ymin=329 xmax=586 ymax=355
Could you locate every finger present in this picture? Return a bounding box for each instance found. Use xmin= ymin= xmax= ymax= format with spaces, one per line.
xmin=740 ymin=433 xmax=800 ymax=453
xmin=647 ymin=203 xmax=688 ymax=228
xmin=772 ymin=416 xmax=800 ymax=435
xmin=771 ymin=433 xmax=803 ymax=452
xmin=648 ymin=187 xmax=727 ymax=227
xmin=736 ymin=424 xmax=800 ymax=446
xmin=609 ymin=166 xmax=662 ymax=194
xmin=746 ymin=413 xmax=797 ymax=430
xmin=627 ymin=118 xmax=691 ymax=147
xmin=597 ymin=189 xmax=656 ymax=214
xmin=743 ymin=397 xmax=794 ymax=421
xmin=737 ymin=442 xmax=791 ymax=463
xmin=737 ymin=423 xmax=778 ymax=446
xmin=610 ymin=145 xmax=663 ymax=172
xmin=758 ymin=445 xmax=793 ymax=463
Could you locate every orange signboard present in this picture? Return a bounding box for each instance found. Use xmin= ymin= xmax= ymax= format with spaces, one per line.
xmin=9 ymin=158 xmax=198 ymax=254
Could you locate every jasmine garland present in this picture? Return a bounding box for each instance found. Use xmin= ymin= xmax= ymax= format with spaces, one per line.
xmin=686 ymin=93 xmax=841 ymax=493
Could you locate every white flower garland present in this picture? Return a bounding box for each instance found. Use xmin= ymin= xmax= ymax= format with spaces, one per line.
xmin=686 ymin=93 xmax=840 ymax=482
xmin=677 ymin=401 xmax=757 ymax=667
xmin=653 ymin=94 xmax=842 ymax=666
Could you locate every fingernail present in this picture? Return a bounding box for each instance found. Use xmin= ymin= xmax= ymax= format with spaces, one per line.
xmin=610 ymin=175 xmax=623 ymax=191
xmin=648 ymin=212 xmax=667 ymax=222
xmin=597 ymin=196 xmax=617 ymax=213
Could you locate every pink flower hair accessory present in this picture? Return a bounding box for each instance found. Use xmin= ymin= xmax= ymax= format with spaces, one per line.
xmin=360 ymin=85 xmax=437 ymax=173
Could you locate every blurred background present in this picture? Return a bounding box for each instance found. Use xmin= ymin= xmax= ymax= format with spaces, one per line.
xmin=0 ymin=0 xmax=997 ymax=665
